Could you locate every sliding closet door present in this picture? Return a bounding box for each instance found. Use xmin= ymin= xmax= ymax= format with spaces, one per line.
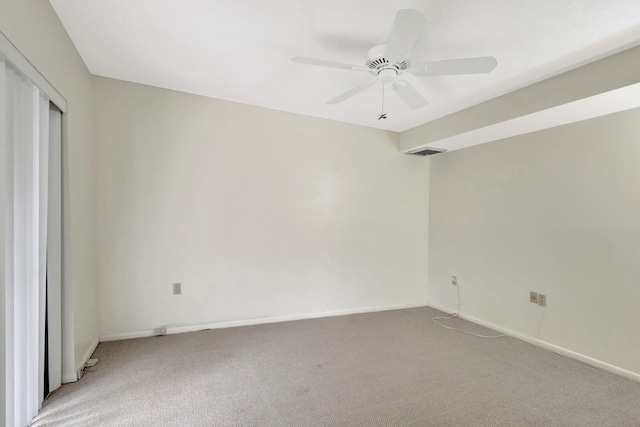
xmin=2 ymin=30 xmax=71 ymax=425
xmin=0 ymin=57 xmax=46 ymax=427
xmin=46 ymin=104 xmax=63 ymax=394
xmin=0 ymin=55 xmax=67 ymax=427
xmin=0 ymin=53 xmax=8 ymax=427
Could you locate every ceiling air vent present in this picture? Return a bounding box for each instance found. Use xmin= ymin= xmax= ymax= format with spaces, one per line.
xmin=406 ymin=147 xmax=447 ymax=156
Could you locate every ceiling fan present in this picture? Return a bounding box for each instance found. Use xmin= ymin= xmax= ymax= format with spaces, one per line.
xmin=291 ymin=9 xmax=497 ymax=112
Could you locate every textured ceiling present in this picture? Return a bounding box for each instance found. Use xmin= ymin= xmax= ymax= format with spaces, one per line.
xmin=50 ymin=0 xmax=640 ymax=132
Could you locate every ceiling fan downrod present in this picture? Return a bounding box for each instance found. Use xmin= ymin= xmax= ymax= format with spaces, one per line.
xmin=378 ymin=83 xmax=387 ymax=120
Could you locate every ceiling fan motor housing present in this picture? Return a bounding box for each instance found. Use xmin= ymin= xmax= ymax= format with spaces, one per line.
xmin=365 ymin=44 xmax=411 ymax=71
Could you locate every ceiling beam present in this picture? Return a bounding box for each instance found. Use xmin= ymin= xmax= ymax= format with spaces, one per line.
xmin=400 ymin=43 xmax=640 ymax=153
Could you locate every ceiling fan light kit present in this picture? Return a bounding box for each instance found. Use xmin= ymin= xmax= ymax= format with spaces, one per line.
xmin=291 ymin=9 xmax=498 ymax=119
xmin=378 ymin=68 xmax=398 ymax=83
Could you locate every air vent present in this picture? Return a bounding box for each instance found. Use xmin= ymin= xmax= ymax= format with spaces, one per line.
xmin=407 ymin=147 xmax=447 ymax=156
xmin=368 ymin=57 xmax=389 ymax=69
xmin=367 ymin=57 xmax=410 ymax=70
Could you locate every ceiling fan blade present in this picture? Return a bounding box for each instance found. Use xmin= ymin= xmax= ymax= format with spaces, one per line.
xmin=327 ymin=78 xmax=377 ymax=104
xmin=409 ymin=56 xmax=498 ymax=76
xmin=291 ymin=56 xmax=368 ymax=72
xmin=391 ymin=80 xmax=428 ymax=109
xmin=384 ymin=10 xmax=427 ymax=59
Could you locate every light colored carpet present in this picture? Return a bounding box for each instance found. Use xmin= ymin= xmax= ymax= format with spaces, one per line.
xmin=32 ymin=307 xmax=640 ymax=426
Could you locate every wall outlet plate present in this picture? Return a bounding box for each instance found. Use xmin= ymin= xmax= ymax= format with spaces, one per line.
xmin=538 ymin=293 xmax=547 ymax=307
xmin=173 ymin=283 xmax=181 ymax=295
xmin=530 ymin=291 xmax=538 ymax=303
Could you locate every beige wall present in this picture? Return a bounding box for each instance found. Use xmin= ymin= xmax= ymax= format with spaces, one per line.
xmin=93 ymin=77 xmax=429 ymax=336
xmin=0 ymin=0 xmax=98 ymax=370
xmin=428 ymin=107 xmax=640 ymax=375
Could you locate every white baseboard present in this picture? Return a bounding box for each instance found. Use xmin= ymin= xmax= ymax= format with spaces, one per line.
xmin=99 ymin=302 xmax=428 ymax=342
xmin=61 ymin=373 xmax=78 ymax=384
xmin=426 ymin=302 xmax=640 ymax=384
xmin=66 ymin=336 xmax=100 ymax=383
xmin=62 ymin=370 xmax=78 ymax=384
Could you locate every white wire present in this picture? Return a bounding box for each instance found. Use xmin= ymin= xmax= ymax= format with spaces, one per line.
xmin=432 ymin=314 xmax=506 ymax=339
xmin=431 ymin=281 xmax=507 ymax=339
xmin=536 ymin=307 xmax=546 ymax=338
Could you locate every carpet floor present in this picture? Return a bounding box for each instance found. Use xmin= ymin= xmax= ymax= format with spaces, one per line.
xmin=32 ymin=307 xmax=640 ymax=426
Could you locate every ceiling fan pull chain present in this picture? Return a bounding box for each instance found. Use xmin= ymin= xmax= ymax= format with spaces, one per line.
xmin=378 ymin=83 xmax=387 ymax=120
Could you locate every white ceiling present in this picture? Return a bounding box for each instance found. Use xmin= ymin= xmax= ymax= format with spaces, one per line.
xmin=50 ymin=0 xmax=640 ymax=133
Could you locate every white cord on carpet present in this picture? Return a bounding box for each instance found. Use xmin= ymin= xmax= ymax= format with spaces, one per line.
xmin=432 ymin=314 xmax=506 ymax=338
xmin=431 ymin=278 xmax=506 ymax=339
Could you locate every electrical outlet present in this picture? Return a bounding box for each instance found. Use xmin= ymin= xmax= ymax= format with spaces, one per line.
xmin=530 ymin=291 xmax=538 ymax=303
xmin=172 ymin=283 xmax=181 ymax=295
xmin=451 ymin=276 xmax=457 ymax=286
xmin=154 ymin=327 xmax=167 ymax=336
xmin=537 ymin=293 xmax=547 ymax=307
